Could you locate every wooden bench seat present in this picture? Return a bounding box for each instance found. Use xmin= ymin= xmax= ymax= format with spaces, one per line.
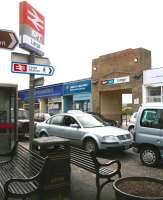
xmin=0 ymin=143 xmax=47 ymax=200
xmin=70 ymin=146 xmax=121 ymax=200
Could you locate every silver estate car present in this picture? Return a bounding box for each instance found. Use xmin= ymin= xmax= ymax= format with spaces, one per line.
xmin=35 ymin=112 xmax=133 ymax=153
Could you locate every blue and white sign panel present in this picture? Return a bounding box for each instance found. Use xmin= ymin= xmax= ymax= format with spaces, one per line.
xmin=101 ymin=76 xmax=130 ymax=85
xmin=19 ymin=84 xmax=63 ymax=100
xmin=11 ymin=62 xmax=54 ymax=76
xmin=64 ymin=79 xmax=91 ymax=95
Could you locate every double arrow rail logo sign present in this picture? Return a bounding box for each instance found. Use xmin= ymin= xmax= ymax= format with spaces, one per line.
xmin=0 ymin=30 xmax=18 ymax=50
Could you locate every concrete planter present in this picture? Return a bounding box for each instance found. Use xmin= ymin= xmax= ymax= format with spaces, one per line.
xmin=113 ymin=177 xmax=163 ymax=200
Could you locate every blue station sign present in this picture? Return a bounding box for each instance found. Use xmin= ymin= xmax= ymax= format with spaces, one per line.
xmin=63 ymin=79 xmax=91 ymax=95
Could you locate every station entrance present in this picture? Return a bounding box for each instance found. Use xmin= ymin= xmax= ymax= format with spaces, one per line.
xmin=100 ymin=89 xmax=132 ymax=123
xmin=92 ymin=48 xmax=151 ymax=123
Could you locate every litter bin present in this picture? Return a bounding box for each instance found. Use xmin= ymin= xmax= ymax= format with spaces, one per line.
xmin=32 ymin=136 xmax=71 ymax=195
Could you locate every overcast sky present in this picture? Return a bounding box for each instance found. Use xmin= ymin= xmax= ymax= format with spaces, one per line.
xmin=1 ymin=0 xmax=163 ymax=91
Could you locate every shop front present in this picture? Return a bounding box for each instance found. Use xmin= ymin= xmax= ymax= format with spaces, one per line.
xmin=143 ymin=68 xmax=163 ymax=103
xmin=19 ymin=83 xmax=63 ymax=114
xmin=63 ymin=79 xmax=92 ymax=112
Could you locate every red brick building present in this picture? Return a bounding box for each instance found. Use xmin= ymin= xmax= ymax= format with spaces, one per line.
xmin=91 ymin=48 xmax=151 ymax=122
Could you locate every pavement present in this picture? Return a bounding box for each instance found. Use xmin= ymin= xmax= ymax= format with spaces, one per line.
xmin=20 ymin=140 xmax=163 ymax=200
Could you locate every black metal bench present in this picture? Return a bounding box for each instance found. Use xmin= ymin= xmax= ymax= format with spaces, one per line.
xmin=70 ymin=146 xmax=121 ymax=200
xmin=0 ymin=143 xmax=47 ymax=200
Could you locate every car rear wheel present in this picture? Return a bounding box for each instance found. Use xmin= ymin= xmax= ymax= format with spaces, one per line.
xmin=84 ymin=139 xmax=98 ymax=154
xmin=140 ymin=146 xmax=160 ymax=167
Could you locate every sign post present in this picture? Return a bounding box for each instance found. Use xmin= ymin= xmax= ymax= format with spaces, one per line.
xmin=28 ymin=54 xmax=35 ymax=150
xmin=0 ymin=30 xmax=18 ymax=50
xmin=19 ymin=1 xmax=46 ymax=150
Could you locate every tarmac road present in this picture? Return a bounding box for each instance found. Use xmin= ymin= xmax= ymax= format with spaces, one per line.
xmin=20 ymin=139 xmax=163 ymax=200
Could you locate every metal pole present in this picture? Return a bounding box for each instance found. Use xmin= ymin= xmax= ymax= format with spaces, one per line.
xmin=29 ymin=53 xmax=35 ymax=150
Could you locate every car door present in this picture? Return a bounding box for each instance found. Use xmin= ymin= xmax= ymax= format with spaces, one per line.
xmin=137 ymin=109 xmax=161 ymax=146
xmin=46 ymin=114 xmax=65 ymax=137
xmin=62 ymin=115 xmax=84 ymax=146
xmin=159 ymin=109 xmax=163 ymax=151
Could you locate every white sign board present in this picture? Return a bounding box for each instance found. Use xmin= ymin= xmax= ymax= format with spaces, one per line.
xmin=11 ymin=62 xmax=54 ymax=76
xmin=143 ymin=68 xmax=163 ymax=85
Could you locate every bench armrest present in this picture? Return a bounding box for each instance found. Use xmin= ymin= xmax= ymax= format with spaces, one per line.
xmin=98 ymin=159 xmax=121 ymax=177
xmin=99 ymin=159 xmax=121 ymax=167
xmin=4 ymin=175 xmax=40 ymax=196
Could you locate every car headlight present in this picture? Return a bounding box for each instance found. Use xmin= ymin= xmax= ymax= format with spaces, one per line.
xmin=102 ymin=135 xmax=117 ymax=142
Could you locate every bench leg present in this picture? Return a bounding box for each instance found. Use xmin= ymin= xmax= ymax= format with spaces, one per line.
xmin=96 ymin=176 xmax=101 ymax=200
xmin=96 ymin=176 xmax=115 ymax=200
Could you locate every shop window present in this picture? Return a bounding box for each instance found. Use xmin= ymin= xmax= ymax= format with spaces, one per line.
xmin=147 ymin=87 xmax=161 ymax=102
xmin=74 ymin=101 xmax=89 ymax=112
xmin=83 ymin=101 xmax=88 ymax=112
xmin=48 ymin=102 xmax=62 ymax=115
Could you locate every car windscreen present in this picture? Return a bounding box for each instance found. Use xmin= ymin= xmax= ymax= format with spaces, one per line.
xmin=76 ymin=114 xmax=105 ymax=128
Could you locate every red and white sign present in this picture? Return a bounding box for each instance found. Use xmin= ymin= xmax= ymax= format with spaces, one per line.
xmin=13 ymin=63 xmax=27 ymax=72
xmin=19 ymin=1 xmax=45 ymax=56
xmin=20 ymin=1 xmax=45 ymax=36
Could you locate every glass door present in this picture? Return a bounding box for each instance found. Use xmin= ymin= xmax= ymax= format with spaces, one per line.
xmin=0 ymin=86 xmax=17 ymax=153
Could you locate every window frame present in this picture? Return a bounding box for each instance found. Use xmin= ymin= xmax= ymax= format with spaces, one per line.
xmin=140 ymin=109 xmax=160 ymax=129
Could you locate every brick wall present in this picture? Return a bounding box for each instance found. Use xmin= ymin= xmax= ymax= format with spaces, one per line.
xmin=91 ymin=48 xmax=151 ymax=120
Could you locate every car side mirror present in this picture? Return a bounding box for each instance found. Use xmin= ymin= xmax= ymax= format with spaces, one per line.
xmin=70 ymin=123 xmax=80 ymax=128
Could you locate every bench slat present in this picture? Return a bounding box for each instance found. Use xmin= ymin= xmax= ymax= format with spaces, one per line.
xmin=71 ymin=154 xmax=96 ymax=169
xmin=70 ymin=146 xmax=121 ymax=200
xmin=0 ymin=143 xmax=47 ymax=200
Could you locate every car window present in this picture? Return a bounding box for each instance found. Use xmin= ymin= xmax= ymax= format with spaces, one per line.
xmin=63 ymin=116 xmax=78 ymax=127
xmin=46 ymin=118 xmax=52 ymax=124
xmin=50 ymin=115 xmax=64 ymax=125
xmin=140 ymin=109 xmax=160 ymax=129
xmin=76 ymin=114 xmax=104 ymax=128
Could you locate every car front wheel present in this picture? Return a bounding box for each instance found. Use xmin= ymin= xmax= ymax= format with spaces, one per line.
xmin=84 ymin=139 xmax=98 ymax=154
xmin=128 ymin=126 xmax=134 ymax=134
xmin=140 ymin=146 xmax=160 ymax=167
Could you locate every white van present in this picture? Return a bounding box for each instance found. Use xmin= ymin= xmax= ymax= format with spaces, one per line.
xmin=133 ymin=103 xmax=163 ymax=167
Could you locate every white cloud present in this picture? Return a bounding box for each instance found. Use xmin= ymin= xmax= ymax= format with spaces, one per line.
xmin=1 ymin=0 xmax=163 ymax=90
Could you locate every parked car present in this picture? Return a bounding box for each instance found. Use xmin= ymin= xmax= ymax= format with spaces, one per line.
xmin=127 ymin=112 xmax=137 ymax=134
xmin=17 ymin=108 xmax=30 ymax=139
xmin=34 ymin=113 xmax=51 ymax=122
xmin=88 ymin=112 xmax=119 ymax=127
xmin=133 ymin=103 xmax=163 ymax=167
xmin=35 ymin=112 xmax=133 ymax=153
xmin=67 ymin=110 xmax=83 ymax=114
